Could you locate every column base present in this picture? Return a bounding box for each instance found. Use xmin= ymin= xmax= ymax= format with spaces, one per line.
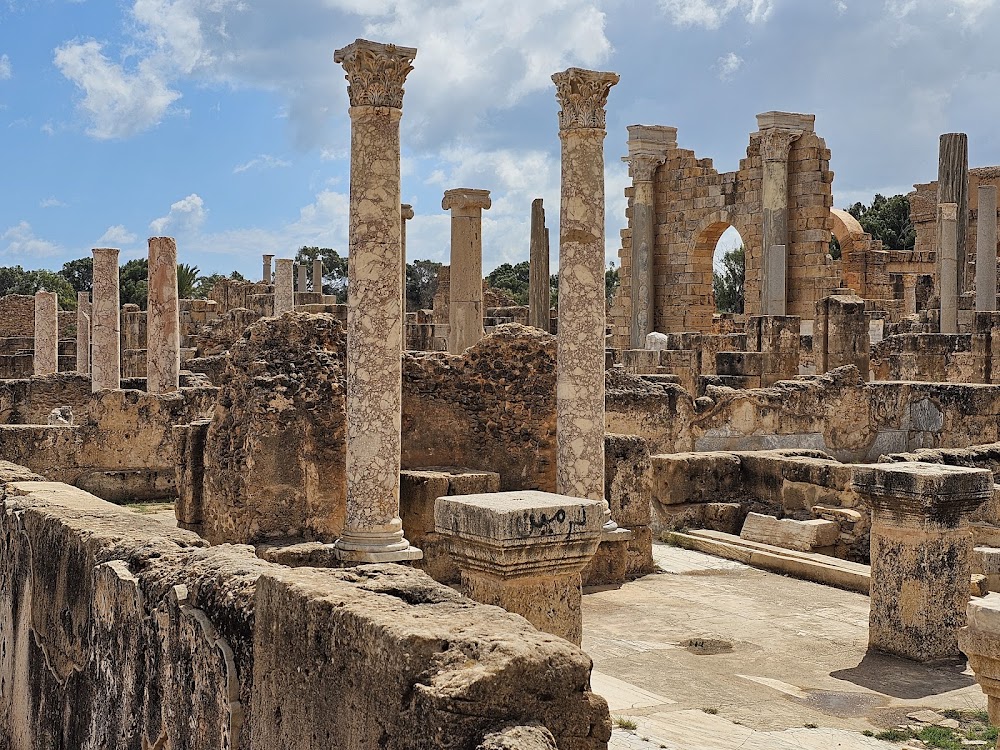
xmin=333 ymin=544 xmax=423 ymax=564
xmin=333 ymin=529 xmax=423 ymax=563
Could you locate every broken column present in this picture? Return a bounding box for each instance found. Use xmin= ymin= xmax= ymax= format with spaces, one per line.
xmin=435 ymin=490 xmax=604 ymax=645
xmin=624 ymin=125 xmax=675 ymax=348
xmin=958 ymin=595 xmax=1000 ymax=730
xmin=528 ymin=198 xmax=550 ymax=332
xmin=443 ymin=188 xmax=491 ymax=354
xmin=853 ymin=462 xmax=992 ymax=661
xmin=814 ymin=292 xmax=869 ymax=379
xmin=333 ymin=38 xmax=420 ymax=563
xmin=938 ymin=133 xmax=969 ymax=293
xmin=262 ymin=254 xmax=274 ymax=284
xmin=32 ymin=290 xmax=58 ymax=376
xmin=313 ymin=258 xmax=324 ymax=293
xmin=76 ymin=291 xmax=90 ymax=375
xmin=146 ymin=236 xmax=180 ymax=394
xmin=977 ymin=185 xmax=998 ymax=312
xmin=91 ymin=248 xmax=121 ymax=392
xmin=939 ymin=202 xmax=959 ymax=334
xmin=273 ymin=258 xmax=294 ymax=315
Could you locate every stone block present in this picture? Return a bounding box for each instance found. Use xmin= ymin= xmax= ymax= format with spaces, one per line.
xmin=739 ymin=512 xmax=840 ymax=552
xmin=650 ymin=451 xmax=743 ymax=506
xmin=605 ymin=434 xmax=651 ymax=527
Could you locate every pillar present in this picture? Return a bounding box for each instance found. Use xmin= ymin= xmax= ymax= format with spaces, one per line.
xmin=552 ymin=67 xmax=619 ymax=527
xmin=333 ymin=38 xmax=421 ymax=563
xmin=938 ymin=133 xmax=969 ymax=293
xmin=443 ymin=188 xmax=491 ymax=354
xmin=853 ymin=462 xmax=992 ymax=661
xmin=959 ymin=595 xmax=1000 ymax=731
xmin=33 ymin=290 xmax=58 ymax=376
xmin=274 ymin=258 xmax=294 ymax=315
xmin=401 ymin=203 xmax=413 ymax=312
xmin=146 ymin=236 xmax=180 ymax=394
xmin=939 ymin=202 xmax=959 ymax=334
xmin=312 ymin=258 xmax=324 ymax=294
xmin=76 ymin=291 xmax=91 ymax=375
xmin=91 ymin=248 xmax=121 ymax=392
xmin=903 ymin=274 xmax=918 ymax=316
xmin=977 ymin=185 xmax=998 ymax=312
xmin=262 ymin=254 xmax=274 ymax=284
xmin=296 ymin=263 xmax=307 ymax=292
xmin=528 ymin=198 xmax=550 ymax=332
xmin=814 ymin=292 xmax=869 ymax=379
xmin=623 ymin=125 xmax=675 ymax=348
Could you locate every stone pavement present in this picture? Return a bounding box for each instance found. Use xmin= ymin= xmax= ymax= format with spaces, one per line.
xmin=588 ymin=544 xmax=986 ymax=749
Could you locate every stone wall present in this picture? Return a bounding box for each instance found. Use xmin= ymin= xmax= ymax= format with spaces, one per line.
xmin=870 ymin=334 xmax=977 ymax=381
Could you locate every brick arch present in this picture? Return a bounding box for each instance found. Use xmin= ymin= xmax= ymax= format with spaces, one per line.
xmin=691 ymin=212 xmax=754 ymax=316
xmin=831 ymin=207 xmax=877 ymax=295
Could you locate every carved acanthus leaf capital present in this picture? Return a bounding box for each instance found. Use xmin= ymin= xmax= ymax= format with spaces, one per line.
xmin=334 ymin=38 xmax=417 ymax=109
xmin=552 ymin=68 xmax=620 ymax=131
xmin=759 ymin=128 xmax=803 ymax=163
xmin=625 ymin=153 xmax=666 ymax=182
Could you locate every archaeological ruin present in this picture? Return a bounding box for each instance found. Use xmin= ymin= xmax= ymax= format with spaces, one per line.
xmin=6 ymin=34 xmax=1000 ymax=750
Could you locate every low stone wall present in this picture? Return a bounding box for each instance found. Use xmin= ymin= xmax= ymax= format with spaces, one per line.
xmin=0 ymin=470 xmax=610 ymax=749
xmin=870 ymin=333 xmax=977 ymax=381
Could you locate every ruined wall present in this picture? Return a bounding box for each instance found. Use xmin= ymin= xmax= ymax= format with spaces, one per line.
xmin=870 ymin=334 xmax=977 ymax=381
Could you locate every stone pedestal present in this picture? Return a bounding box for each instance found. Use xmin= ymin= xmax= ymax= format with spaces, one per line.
xmin=33 ymin=291 xmax=58 ymax=376
xmin=977 ymin=185 xmax=998 ymax=312
xmin=146 ymin=236 xmax=180 ymax=394
xmin=443 ymin=188 xmax=491 ymax=354
xmin=623 ymin=125 xmax=675 ymax=348
xmin=747 ymin=314 xmax=800 ymax=386
xmin=91 ymin=248 xmax=121 ymax=392
xmin=958 ymin=594 xmax=1000 ymax=731
xmin=435 ymin=490 xmax=604 ymax=644
xmin=312 ymin=259 xmax=324 ymax=293
xmin=939 ymin=202 xmax=959 ymax=334
xmin=853 ymin=461 xmax=992 ymax=661
xmin=528 ymin=198 xmax=550 ymax=332
xmin=274 ymin=259 xmax=294 ymax=315
xmin=815 ymin=292 xmax=869 ymax=379
xmin=333 ymin=38 xmax=421 ymax=564
xmin=262 ymin=254 xmax=274 ymax=284
xmin=76 ymin=292 xmax=91 ymax=375
xmin=938 ymin=133 xmax=969 ymax=293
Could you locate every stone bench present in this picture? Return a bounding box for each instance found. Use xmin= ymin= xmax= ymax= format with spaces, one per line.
xmin=739 ymin=512 xmax=839 ymax=553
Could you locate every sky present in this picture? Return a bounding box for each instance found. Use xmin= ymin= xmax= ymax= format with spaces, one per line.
xmin=1 ymin=0 xmax=1000 ymax=279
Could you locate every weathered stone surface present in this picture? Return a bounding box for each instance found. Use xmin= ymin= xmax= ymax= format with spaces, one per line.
xmin=147 ymin=236 xmax=181 ymax=394
xmin=273 ymin=258 xmax=294 ymax=315
xmin=478 ymin=724 xmax=559 ymax=750
xmin=91 ymin=248 xmax=121 ymax=392
xmin=958 ymin=594 xmax=1000 ymax=728
xmin=32 ymin=291 xmax=58 ymax=376
xmin=740 ymin=512 xmax=839 ymax=552
xmin=528 ymin=198 xmax=550 ymax=332
xmin=444 ymin=188 xmax=490 ymax=354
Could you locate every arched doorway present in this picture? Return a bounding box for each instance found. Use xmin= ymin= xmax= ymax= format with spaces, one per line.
xmin=713 ymin=226 xmax=746 ymax=314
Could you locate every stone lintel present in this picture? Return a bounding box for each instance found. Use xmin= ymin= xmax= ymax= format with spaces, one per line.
xmin=852 ymin=462 xmax=992 ymax=525
xmin=442 ymin=188 xmax=492 ymax=212
xmin=756 ymin=111 xmax=816 ymax=133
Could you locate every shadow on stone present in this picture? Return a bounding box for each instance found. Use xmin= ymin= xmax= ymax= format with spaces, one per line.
xmin=830 ymin=649 xmax=974 ymax=699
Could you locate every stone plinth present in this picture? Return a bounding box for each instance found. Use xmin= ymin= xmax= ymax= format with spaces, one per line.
xmin=977 ymin=185 xmax=998 ymax=312
xmin=262 ymin=254 xmax=274 ymax=283
xmin=435 ymin=490 xmax=604 ymax=644
xmin=273 ymin=259 xmax=294 ymax=315
xmin=853 ymin=461 xmax=992 ymax=661
xmin=91 ymin=248 xmax=121 ymax=392
xmin=958 ymin=594 xmax=1000 ymax=729
xmin=443 ymin=188 xmax=491 ymax=354
xmin=146 ymin=237 xmax=180 ymax=394
xmin=528 ymin=198 xmax=550 ymax=332
xmin=33 ymin=291 xmax=58 ymax=376
xmin=76 ymin=292 xmax=91 ymax=375
xmin=815 ymin=292 xmax=869 ymax=379
xmin=940 ymin=202 xmax=959 ymax=334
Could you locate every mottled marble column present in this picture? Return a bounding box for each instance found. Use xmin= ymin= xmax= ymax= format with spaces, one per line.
xmin=262 ymin=254 xmax=274 ymax=284
xmin=528 ymin=198 xmax=550 ymax=332
xmin=939 ymin=202 xmax=959 ymax=334
xmin=273 ymin=259 xmax=294 ymax=314
xmin=33 ymin=290 xmax=58 ymax=376
xmin=903 ymin=274 xmax=918 ymax=316
xmin=296 ymin=263 xmax=307 ymax=292
xmin=146 ymin=236 xmax=180 ymax=394
xmin=91 ymin=248 xmax=121 ymax=392
xmin=76 ymin=291 xmax=91 ymax=375
xmin=552 ymin=67 xmax=618 ymax=521
xmin=938 ymin=133 xmax=969 ymax=293
xmin=624 ymin=125 xmax=675 ymax=348
xmin=334 ymin=38 xmax=421 ymax=562
xmin=977 ymin=185 xmax=998 ymax=312
xmin=312 ymin=258 xmax=324 ymax=293
xmin=443 ymin=188 xmax=491 ymax=353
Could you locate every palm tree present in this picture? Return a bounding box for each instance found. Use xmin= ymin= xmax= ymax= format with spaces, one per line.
xmin=177 ymin=263 xmax=200 ymax=299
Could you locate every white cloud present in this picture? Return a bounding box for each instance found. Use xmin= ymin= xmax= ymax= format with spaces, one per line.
xmin=233 ymin=154 xmax=291 ymax=174
xmin=836 ymin=0 xmax=848 ymax=13
xmin=0 ymin=221 xmax=63 ymax=259
xmin=0 ymin=54 xmax=11 ymax=80
xmin=716 ymin=52 xmax=743 ymax=81
xmin=98 ymin=224 xmax=138 ymax=245
xmin=659 ymin=0 xmax=774 ymax=29
xmin=150 ymin=193 xmax=207 ymax=234
xmin=39 ymin=197 xmax=66 ymax=208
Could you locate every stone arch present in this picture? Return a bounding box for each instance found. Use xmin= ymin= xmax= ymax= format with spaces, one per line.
xmin=831 ymin=207 xmax=876 ymax=295
xmin=690 ymin=211 xmax=755 ymax=322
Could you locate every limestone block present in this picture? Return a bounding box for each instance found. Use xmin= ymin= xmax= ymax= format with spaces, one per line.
xmin=650 ymin=451 xmax=743 ymax=507
xmin=605 ymin=434 xmax=652 ymax=528
xmin=958 ymin=594 xmax=1000 ymax=728
xmin=739 ymin=512 xmax=839 ymax=552
xmin=478 ymin=724 xmax=558 ymax=750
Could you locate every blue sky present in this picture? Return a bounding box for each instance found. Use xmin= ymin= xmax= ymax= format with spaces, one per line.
xmin=1 ymin=0 xmax=999 ymax=279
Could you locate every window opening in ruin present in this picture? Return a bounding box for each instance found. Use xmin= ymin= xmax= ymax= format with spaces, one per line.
xmin=713 ymin=226 xmax=745 ymax=314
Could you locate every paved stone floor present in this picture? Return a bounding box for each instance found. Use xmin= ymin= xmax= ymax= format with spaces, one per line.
xmin=586 ymin=543 xmax=986 ymax=750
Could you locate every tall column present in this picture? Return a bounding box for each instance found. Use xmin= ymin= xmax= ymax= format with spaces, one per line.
xmin=146 ymin=236 xmax=180 ymax=394
xmin=91 ymin=248 xmax=121 ymax=391
xmin=76 ymin=291 xmax=91 ymax=375
xmin=33 ymin=290 xmax=58 ymax=376
xmin=443 ymin=188 xmax=491 ymax=354
xmin=262 ymin=254 xmax=274 ymax=284
xmin=401 ymin=203 xmax=413 ymax=311
xmin=623 ymin=125 xmax=675 ymax=348
xmin=939 ymin=202 xmax=959 ymax=334
xmin=312 ymin=258 xmax=324 ymax=293
xmin=758 ymin=116 xmax=803 ymax=315
xmin=552 ymin=67 xmax=619 ymax=518
xmin=333 ymin=38 xmax=421 ymax=563
xmin=902 ymin=274 xmax=918 ymax=316
xmin=273 ymin=259 xmax=294 ymax=314
xmin=296 ymin=263 xmax=307 ymax=292
xmin=977 ymin=185 xmax=998 ymax=312
xmin=528 ymin=198 xmax=550 ymax=332
xmin=938 ymin=133 xmax=969 ymax=293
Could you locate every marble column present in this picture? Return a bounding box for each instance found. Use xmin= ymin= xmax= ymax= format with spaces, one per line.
xmin=33 ymin=290 xmax=58 ymax=376
xmin=146 ymin=236 xmax=180 ymax=394
xmin=262 ymin=254 xmax=274 ymax=284
xmin=333 ymin=38 xmax=421 ymax=563
xmin=939 ymin=202 xmax=959 ymax=334
xmin=902 ymin=274 xmax=918 ymax=316
xmin=443 ymin=188 xmax=491 ymax=354
xmin=297 ymin=263 xmax=307 ymax=292
xmin=623 ymin=125 xmax=675 ymax=348
xmin=758 ymin=116 xmax=804 ymax=315
xmin=977 ymin=185 xmax=998 ymax=312
xmin=273 ymin=259 xmax=294 ymax=315
xmin=312 ymin=258 xmax=324 ymax=294
xmin=91 ymin=248 xmax=121 ymax=392
xmin=401 ymin=203 xmax=413 ymax=311
xmin=76 ymin=291 xmax=91 ymax=375
xmin=938 ymin=133 xmax=969 ymax=293
xmin=552 ymin=67 xmax=618 ymax=524
xmin=528 ymin=198 xmax=550 ymax=332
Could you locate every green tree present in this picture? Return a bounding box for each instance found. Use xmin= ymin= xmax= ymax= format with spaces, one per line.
xmin=177 ymin=263 xmax=200 ymax=299
xmin=59 ymin=257 xmax=93 ymax=293
xmin=296 ymin=246 xmax=348 ymax=301
xmin=192 ymin=270 xmax=246 ymax=299
xmin=713 ymin=246 xmax=745 ymax=313
xmin=406 ymin=259 xmax=441 ymax=311
xmin=119 ymin=258 xmax=149 ymax=308
xmin=606 ymin=262 xmax=620 ymax=301
xmin=847 ymin=194 xmax=916 ymax=250
xmin=485 ymin=261 xmax=530 ymax=305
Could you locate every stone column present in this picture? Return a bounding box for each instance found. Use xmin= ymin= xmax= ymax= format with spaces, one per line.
xmin=528 ymin=198 xmax=550 ymax=332
xmin=977 ymin=185 xmax=998 ymax=312
xmin=443 ymin=188 xmax=491 ymax=354
xmin=91 ymin=248 xmax=121 ymax=392
xmin=312 ymin=258 xmax=324 ymax=294
xmin=902 ymin=274 xmax=918 ymax=316
xmin=33 ymin=290 xmax=58 ymax=376
xmin=939 ymin=202 xmax=959 ymax=334
xmin=938 ymin=133 xmax=969 ymax=293
xmin=553 ymin=67 xmax=619 ymax=532
xmin=274 ymin=258 xmax=294 ymax=315
xmin=146 ymin=236 xmax=180 ymax=394
xmin=333 ymin=38 xmax=421 ymax=563
xmin=401 ymin=203 xmax=413 ymax=310
xmin=296 ymin=263 xmax=307 ymax=292
xmin=76 ymin=291 xmax=91 ymax=375
xmin=262 ymin=254 xmax=274 ymax=284
xmin=853 ymin=462 xmax=992 ymax=661
xmin=958 ymin=595 xmax=1000 ymax=731
xmin=623 ymin=125 xmax=675 ymax=348
xmin=758 ymin=115 xmax=804 ymax=315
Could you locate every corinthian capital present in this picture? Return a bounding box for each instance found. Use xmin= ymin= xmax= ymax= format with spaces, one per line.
xmin=759 ymin=128 xmax=803 ymax=163
xmin=334 ymin=38 xmax=417 ymax=109
xmin=624 ymin=154 xmax=666 ymax=182
xmin=552 ymin=67 xmax=620 ymax=131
